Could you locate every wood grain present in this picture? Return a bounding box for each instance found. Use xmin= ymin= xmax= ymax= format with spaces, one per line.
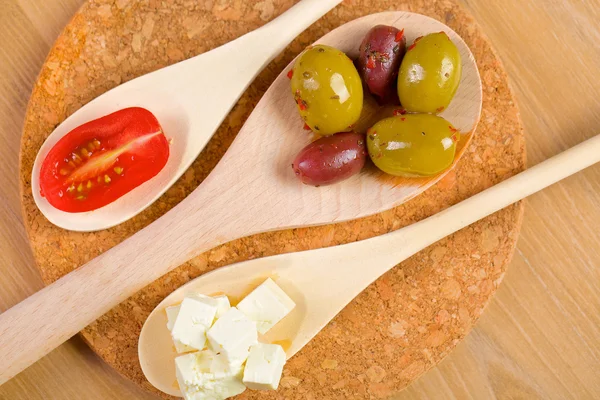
xmin=17 ymin=0 xmax=522 ymax=398
xmin=0 ymin=2 xmax=598 ymax=400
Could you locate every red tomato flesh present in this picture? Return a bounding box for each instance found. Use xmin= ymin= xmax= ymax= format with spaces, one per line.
xmin=39 ymin=107 xmax=170 ymax=213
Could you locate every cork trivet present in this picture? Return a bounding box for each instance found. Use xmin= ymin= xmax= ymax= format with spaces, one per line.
xmin=19 ymin=0 xmax=526 ymax=398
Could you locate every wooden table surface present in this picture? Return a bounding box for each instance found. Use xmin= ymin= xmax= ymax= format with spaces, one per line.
xmin=1 ymin=0 xmax=599 ymax=399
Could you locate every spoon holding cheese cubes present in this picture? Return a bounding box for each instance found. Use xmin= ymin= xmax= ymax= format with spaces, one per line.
xmin=139 ymin=133 xmax=600 ymax=398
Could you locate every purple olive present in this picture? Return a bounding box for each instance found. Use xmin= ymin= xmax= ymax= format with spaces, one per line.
xmin=356 ymin=25 xmax=406 ymax=104
xmin=292 ymin=132 xmax=367 ymax=186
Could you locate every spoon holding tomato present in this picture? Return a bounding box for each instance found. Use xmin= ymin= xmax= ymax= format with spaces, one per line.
xmin=32 ymin=0 xmax=344 ymax=231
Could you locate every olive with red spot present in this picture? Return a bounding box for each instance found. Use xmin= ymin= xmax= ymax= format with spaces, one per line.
xmin=367 ymin=114 xmax=458 ymax=176
xmin=290 ymin=45 xmax=363 ymax=135
xmin=397 ymin=32 xmax=462 ymax=113
xmin=357 ymin=24 xmax=406 ymax=103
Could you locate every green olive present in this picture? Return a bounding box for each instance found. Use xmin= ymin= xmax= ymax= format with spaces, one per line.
xmin=367 ymin=114 xmax=458 ymax=176
xmin=290 ymin=45 xmax=363 ymax=135
xmin=397 ymin=32 xmax=462 ymax=113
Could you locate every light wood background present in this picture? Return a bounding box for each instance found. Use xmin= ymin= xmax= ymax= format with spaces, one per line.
xmin=1 ymin=0 xmax=599 ymax=399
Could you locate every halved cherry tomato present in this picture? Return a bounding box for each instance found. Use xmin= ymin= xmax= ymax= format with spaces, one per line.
xmin=39 ymin=107 xmax=170 ymax=213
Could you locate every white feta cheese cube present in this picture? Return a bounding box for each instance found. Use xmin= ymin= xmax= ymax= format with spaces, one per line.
xmin=171 ymin=295 xmax=219 ymax=351
xmin=165 ymin=305 xmax=194 ymax=353
xmin=166 ymin=305 xmax=179 ymax=331
xmin=213 ymin=295 xmax=231 ymax=319
xmin=175 ymin=350 xmax=246 ymax=400
xmin=207 ymin=307 xmax=258 ymax=366
xmin=193 ymin=294 xmax=230 ymax=319
xmin=242 ymin=343 xmax=287 ymax=390
xmin=236 ymin=278 xmax=296 ymax=334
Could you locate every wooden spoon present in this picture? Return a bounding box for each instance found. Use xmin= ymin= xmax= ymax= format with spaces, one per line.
xmin=139 ymin=133 xmax=600 ymax=396
xmin=31 ymin=0 xmax=344 ymax=232
xmin=0 ymin=12 xmax=481 ymax=385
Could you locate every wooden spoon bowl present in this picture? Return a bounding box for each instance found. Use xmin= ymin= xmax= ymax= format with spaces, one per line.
xmin=138 ymin=11 xmax=481 ymax=396
xmin=191 ymin=11 xmax=480 ymax=231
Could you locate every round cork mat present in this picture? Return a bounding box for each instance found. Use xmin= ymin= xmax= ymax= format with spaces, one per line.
xmin=19 ymin=0 xmax=526 ymax=398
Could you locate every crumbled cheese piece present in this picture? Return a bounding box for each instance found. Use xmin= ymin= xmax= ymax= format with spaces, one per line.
xmin=175 ymin=350 xmax=245 ymax=400
xmin=193 ymin=294 xmax=230 ymax=319
xmin=165 ymin=305 xmax=194 ymax=353
xmin=213 ymin=295 xmax=231 ymax=319
xmin=171 ymin=295 xmax=218 ymax=351
xmin=207 ymin=307 xmax=258 ymax=366
xmin=236 ymin=278 xmax=296 ymax=334
xmin=242 ymin=343 xmax=286 ymax=390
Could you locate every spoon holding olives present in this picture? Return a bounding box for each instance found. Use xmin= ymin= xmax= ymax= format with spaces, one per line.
xmin=0 ymin=11 xmax=481 ymax=384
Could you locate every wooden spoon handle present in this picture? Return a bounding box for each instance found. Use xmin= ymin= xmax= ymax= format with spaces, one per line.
xmin=0 ymin=170 xmax=252 ymax=384
xmin=280 ymin=134 xmax=600 ymax=357
xmin=354 ymin=134 xmax=600 ymax=281
xmin=400 ymin=133 xmax=600 ymax=255
xmin=0 ymin=214 xmax=190 ymax=385
xmin=255 ymin=0 xmax=343 ymax=57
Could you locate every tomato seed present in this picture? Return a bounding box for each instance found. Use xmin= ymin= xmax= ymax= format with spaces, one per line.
xmin=81 ymin=148 xmax=90 ymax=158
xmin=87 ymin=180 xmax=92 ymax=189
xmin=104 ymin=175 xmax=111 ymax=184
xmin=59 ymin=168 xmax=70 ymax=176
xmin=77 ymin=183 xmax=83 ymax=192
xmin=114 ymin=166 xmax=123 ymax=175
